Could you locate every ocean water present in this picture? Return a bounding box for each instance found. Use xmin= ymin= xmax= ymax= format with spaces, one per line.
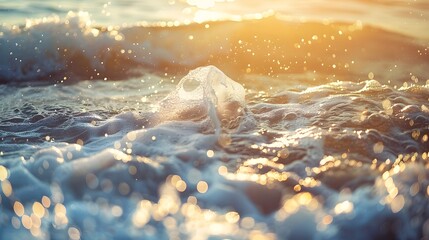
xmin=1 ymin=1 xmax=429 ymax=239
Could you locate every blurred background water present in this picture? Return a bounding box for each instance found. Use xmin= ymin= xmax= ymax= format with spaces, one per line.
xmin=2 ymin=0 xmax=429 ymax=39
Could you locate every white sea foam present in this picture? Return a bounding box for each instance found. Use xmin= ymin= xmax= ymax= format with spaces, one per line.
xmin=1 ymin=66 xmax=429 ymax=239
xmin=0 ymin=12 xmax=229 ymax=82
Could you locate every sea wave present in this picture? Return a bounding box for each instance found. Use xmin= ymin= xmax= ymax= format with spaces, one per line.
xmin=1 ymin=11 xmax=428 ymax=84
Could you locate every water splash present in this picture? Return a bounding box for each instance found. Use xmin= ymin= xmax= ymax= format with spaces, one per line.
xmin=159 ymin=65 xmax=246 ymax=135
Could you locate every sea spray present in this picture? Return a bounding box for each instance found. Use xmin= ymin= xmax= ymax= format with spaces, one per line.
xmin=158 ymin=65 xmax=246 ymax=135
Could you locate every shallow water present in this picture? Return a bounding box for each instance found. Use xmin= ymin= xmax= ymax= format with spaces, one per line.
xmin=1 ymin=1 xmax=429 ymax=239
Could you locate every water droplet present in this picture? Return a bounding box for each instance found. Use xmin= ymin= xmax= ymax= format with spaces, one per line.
xmin=196 ymin=181 xmax=208 ymax=193
xmin=390 ymin=195 xmax=405 ymax=213
xmin=206 ymin=150 xmax=214 ymax=158
xmin=373 ymin=142 xmax=384 ymax=154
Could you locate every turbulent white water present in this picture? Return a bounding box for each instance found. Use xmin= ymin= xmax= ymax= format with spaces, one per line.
xmin=1 ymin=64 xmax=429 ymax=239
xmin=1 ymin=1 xmax=429 ymax=239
